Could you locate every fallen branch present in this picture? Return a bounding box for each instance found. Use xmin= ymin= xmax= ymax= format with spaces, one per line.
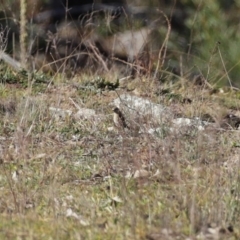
xmin=0 ymin=50 xmax=23 ymax=71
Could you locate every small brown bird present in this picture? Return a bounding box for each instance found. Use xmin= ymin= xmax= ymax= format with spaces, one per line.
xmin=222 ymin=114 xmax=240 ymax=129
xmin=113 ymin=107 xmax=129 ymax=129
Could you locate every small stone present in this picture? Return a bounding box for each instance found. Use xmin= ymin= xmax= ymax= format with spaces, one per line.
xmin=133 ymin=169 xmax=149 ymax=178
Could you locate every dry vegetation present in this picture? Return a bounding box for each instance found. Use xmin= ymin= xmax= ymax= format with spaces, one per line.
xmin=1 ymin=1 xmax=240 ymax=240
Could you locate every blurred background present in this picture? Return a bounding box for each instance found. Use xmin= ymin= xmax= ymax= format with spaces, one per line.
xmin=1 ymin=0 xmax=240 ymax=87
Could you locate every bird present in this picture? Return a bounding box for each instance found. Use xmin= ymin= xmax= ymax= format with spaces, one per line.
xmin=222 ymin=114 xmax=240 ymax=129
xmin=112 ymin=107 xmax=129 ymax=129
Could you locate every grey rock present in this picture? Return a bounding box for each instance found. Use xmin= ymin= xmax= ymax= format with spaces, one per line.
xmin=113 ymin=94 xmax=173 ymax=122
xmin=49 ymin=107 xmax=72 ymax=119
xmin=74 ymin=108 xmax=96 ymax=119
xmin=172 ymin=117 xmax=210 ymax=131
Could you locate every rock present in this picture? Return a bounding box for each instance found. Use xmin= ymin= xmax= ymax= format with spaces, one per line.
xmin=113 ymin=94 xmax=173 ymax=122
xmin=112 ymin=94 xmax=215 ymax=135
xmin=49 ymin=107 xmax=72 ymax=119
xmin=172 ymin=117 xmax=209 ymax=131
xmin=98 ymin=27 xmax=152 ymax=61
xmin=133 ymin=169 xmax=149 ymax=178
xmin=74 ymin=108 xmax=96 ymax=119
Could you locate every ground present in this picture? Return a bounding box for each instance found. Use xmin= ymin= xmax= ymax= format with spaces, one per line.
xmin=0 ymin=66 xmax=239 ymax=239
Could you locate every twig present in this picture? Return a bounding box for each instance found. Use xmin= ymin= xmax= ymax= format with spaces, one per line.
xmin=153 ymin=11 xmax=171 ymax=79
xmin=88 ymin=42 xmax=109 ymax=72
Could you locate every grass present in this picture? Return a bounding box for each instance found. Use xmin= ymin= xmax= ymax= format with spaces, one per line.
xmin=0 ymin=65 xmax=239 ymax=239
xmin=1 ymin=0 xmax=240 ymax=239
